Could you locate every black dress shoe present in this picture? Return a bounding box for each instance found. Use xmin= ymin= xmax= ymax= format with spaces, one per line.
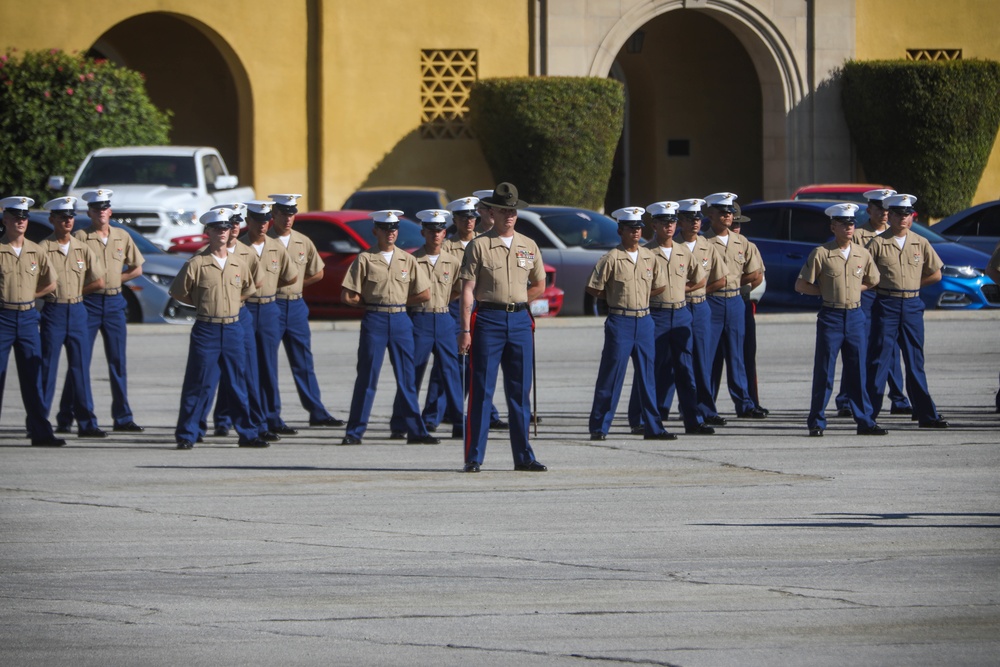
xmin=310 ymin=416 xmax=346 ymax=427
xmin=407 ymin=435 xmax=441 ymax=445
xmin=629 ymin=425 xmax=645 ymax=435
xmin=737 ymin=407 xmax=768 ymax=419
xmin=274 ymin=425 xmax=298 ymax=436
xmin=425 ymin=423 xmax=438 ymax=432
xmin=213 ymin=426 xmax=230 ymax=437
xmin=340 ymin=435 xmax=362 ymax=445
xmin=238 ymin=437 xmax=270 ymax=448
xmin=113 ymin=421 xmax=144 ymax=433
xmin=514 ymin=461 xmax=547 ymax=472
xmin=685 ymin=423 xmax=715 ymax=435
xmin=918 ymin=418 xmax=949 ymax=429
xmin=389 ymin=431 xmax=407 ymax=440
xmin=590 ymin=432 xmax=606 ymax=441
xmin=857 ymin=425 xmax=889 ymax=435
xmin=644 ymin=432 xmax=678 ymax=441
xmin=836 ymin=408 xmax=853 ymax=418
xmin=530 ymin=413 xmax=543 ymax=424
xmin=77 ymin=428 xmax=108 ymax=439
xmin=463 ymin=462 xmax=481 ymax=473
xmin=489 ymin=419 xmax=509 ymax=430
xmin=704 ymin=415 xmax=727 ymax=426
xmin=176 ymin=441 xmax=194 ymax=450
xmin=757 ymin=406 xmax=770 ymax=415
xmin=451 ymin=426 xmax=464 ymax=439
xmin=31 ymin=436 xmax=66 ymax=447
xmin=196 ymin=435 xmax=204 ymax=443
xmin=890 ymin=405 xmax=913 ymax=415
xmin=55 ymin=425 xmax=72 ymax=434
xmin=261 ymin=431 xmax=281 ymax=442
xmin=809 ymin=427 xmax=824 ymax=437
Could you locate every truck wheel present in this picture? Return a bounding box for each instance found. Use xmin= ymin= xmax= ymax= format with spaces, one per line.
xmin=123 ymin=289 xmax=142 ymax=323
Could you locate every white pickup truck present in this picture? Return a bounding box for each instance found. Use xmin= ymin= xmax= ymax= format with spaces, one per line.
xmin=49 ymin=146 xmax=255 ymax=249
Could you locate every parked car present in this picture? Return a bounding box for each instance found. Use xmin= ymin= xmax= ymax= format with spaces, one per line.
xmin=792 ymin=183 xmax=891 ymax=204
xmin=25 ymin=212 xmax=194 ymax=323
xmin=929 ymin=199 xmax=1000 ymax=254
xmin=341 ymin=187 xmax=450 ymax=221
xmin=165 ymin=226 xmax=247 ymax=254
xmin=739 ymin=199 xmax=1000 ymax=310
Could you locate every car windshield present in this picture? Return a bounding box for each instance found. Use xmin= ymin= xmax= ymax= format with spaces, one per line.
xmin=110 ymin=221 xmax=164 ymax=254
xmin=795 ymin=191 xmax=869 ymax=205
xmin=76 ymin=155 xmax=198 ymax=188
xmin=345 ymin=218 xmax=424 ymax=250
xmin=533 ymin=209 xmax=621 ymax=249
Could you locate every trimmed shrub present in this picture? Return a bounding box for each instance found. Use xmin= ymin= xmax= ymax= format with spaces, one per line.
xmin=468 ymin=77 xmax=624 ymax=210
xmin=840 ymin=59 xmax=1000 ymax=219
xmin=0 ymin=48 xmax=171 ymax=203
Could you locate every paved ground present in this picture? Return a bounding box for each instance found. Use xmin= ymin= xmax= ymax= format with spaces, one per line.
xmin=1 ymin=311 xmax=998 ymax=666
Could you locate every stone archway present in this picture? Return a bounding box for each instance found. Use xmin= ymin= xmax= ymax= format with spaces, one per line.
xmin=88 ymin=12 xmax=254 ymax=186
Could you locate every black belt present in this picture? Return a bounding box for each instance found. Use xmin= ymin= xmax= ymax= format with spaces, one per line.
xmin=477 ymin=302 xmax=528 ymax=312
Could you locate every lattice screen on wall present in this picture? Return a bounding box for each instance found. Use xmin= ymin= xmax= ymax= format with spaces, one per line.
xmin=420 ymin=49 xmax=478 ymax=139
xmin=906 ymin=49 xmax=963 ymax=61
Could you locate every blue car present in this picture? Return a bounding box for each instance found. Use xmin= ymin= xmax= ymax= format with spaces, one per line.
xmin=928 ymin=199 xmax=1000 ymax=255
xmin=738 ymin=200 xmax=1000 ymax=310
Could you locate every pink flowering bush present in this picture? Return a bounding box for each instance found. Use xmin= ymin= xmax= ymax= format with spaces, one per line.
xmin=0 ymin=48 xmax=171 ymax=203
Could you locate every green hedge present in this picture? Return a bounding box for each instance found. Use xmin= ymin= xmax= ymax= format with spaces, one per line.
xmin=0 ymin=49 xmax=171 ymax=204
xmin=840 ymin=59 xmax=1000 ymax=219
xmin=468 ymin=77 xmax=624 ymax=210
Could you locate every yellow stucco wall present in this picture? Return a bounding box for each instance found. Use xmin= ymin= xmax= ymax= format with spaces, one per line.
xmin=856 ymin=0 xmax=1000 ymax=205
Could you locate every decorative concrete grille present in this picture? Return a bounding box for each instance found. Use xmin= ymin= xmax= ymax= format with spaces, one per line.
xmin=906 ymin=49 xmax=962 ymax=61
xmin=420 ymin=49 xmax=477 ymax=139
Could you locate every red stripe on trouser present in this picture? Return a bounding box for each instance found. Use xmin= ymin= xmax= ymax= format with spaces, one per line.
xmin=463 ymin=310 xmax=478 ymax=461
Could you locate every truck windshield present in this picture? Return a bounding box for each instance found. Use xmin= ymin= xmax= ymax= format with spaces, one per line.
xmin=76 ymin=156 xmax=198 ymax=188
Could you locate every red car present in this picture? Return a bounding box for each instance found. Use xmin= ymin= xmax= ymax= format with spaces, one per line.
xmin=791 ymin=183 xmax=891 ymax=204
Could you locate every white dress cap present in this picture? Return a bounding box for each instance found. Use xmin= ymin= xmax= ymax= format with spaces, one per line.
xmin=1 ymin=196 xmax=35 ymax=211
xmin=446 ymin=197 xmax=480 ymax=214
xmin=704 ymin=192 xmax=739 ymax=208
xmin=611 ymin=206 xmax=646 ymax=224
xmin=245 ymin=200 xmax=273 ymax=216
xmin=416 ymin=209 xmax=450 ymax=224
xmin=81 ymin=189 xmax=114 ymax=205
xmin=676 ymin=198 xmax=707 ymax=213
xmin=369 ymin=209 xmax=404 ymax=224
xmin=43 ymin=196 xmax=77 ymax=212
xmin=884 ymin=193 xmax=917 ymax=210
xmin=647 ymin=201 xmax=680 ymax=218
xmin=200 ymin=208 xmax=235 ymax=226
xmin=863 ymin=188 xmax=896 ymax=202
xmin=268 ymin=194 xmax=302 ymax=207
xmin=211 ymin=202 xmax=248 ymax=218
xmin=472 ymin=190 xmax=494 ymax=201
xmin=825 ymin=202 xmax=860 ymax=219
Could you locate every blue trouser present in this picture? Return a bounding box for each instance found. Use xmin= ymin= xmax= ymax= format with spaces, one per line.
xmin=711 ymin=299 xmax=762 ymax=410
xmin=836 ymin=290 xmax=910 ymax=412
xmin=590 ymin=314 xmax=665 ymax=436
xmin=808 ymin=307 xmax=876 ymax=430
xmin=626 ymin=306 xmax=703 ymax=431
xmin=707 ymin=293 xmax=755 ymax=414
xmin=346 ymin=311 xmax=429 ymax=440
xmin=58 ymin=292 xmax=133 ymax=428
xmin=688 ymin=299 xmax=718 ymax=419
xmin=276 ymin=297 xmax=332 ymax=422
xmin=40 ymin=302 xmax=98 ymax=431
xmin=246 ymin=300 xmax=284 ymax=430
xmin=175 ymin=321 xmax=255 ymax=444
xmin=391 ymin=311 xmax=463 ymax=435
xmin=0 ymin=308 xmax=56 ymax=440
xmin=867 ymin=295 xmax=940 ymax=423
xmin=198 ymin=306 xmax=267 ymax=437
xmin=464 ymin=308 xmax=537 ymax=466
xmin=423 ymin=299 xmax=499 ymax=426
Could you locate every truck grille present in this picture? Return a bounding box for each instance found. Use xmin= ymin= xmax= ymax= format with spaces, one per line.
xmin=110 ymin=213 xmax=160 ymax=235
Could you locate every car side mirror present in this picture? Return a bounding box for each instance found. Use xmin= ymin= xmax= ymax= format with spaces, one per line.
xmin=330 ymin=240 xmax=363 ymax=254
xmin=213 ymin=175 xmax=239 ymax=191
xmin=47 ymin=175 xmax=66 ymax=191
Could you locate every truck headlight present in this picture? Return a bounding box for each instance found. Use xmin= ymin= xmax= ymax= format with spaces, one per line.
xmin=165 ymin=209 xmax=198 ymax=226
xmin=941 ymin=265 xmax=983 ymax=278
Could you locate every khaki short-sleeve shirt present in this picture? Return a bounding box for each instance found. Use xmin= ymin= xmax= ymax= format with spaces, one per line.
xmin=865 ymin=231 xmax=943 ymax=291
xmin=588 ymin=246 xmax=664 ymax=310
xmin=704 ymin=230 xmax=763 ymax=291
xmin=459 ymin=231 xmax=545 ymax=304
xmin=0 ymin=237 xmax=57 ymax=304
xmin=442 ymin=236 xmax=472 ymax=260
xmin=169 ymin=250 xmax=256 ymax=319
xmin=798 ymin=241 xmax=880 ymax=305
xmin=268 ymin=229 xmax=324 ymax=296
xmin=853 ymin=222 xmax=886 ymax=248
xmin=646 ymin=241 xmax=706 ymax=306
xmin=226 ymin=242 xmax=263 ymax=293
xmin=240 ymin=235 xmax=297 ymax=297
xmin=410 ymin=248 xmax=461 ymax=311
xmin=73 ymin=226 xmax=144 ymax=290
xmin=43 ymin=236 xmax=103 ymax=299
xmin=342 ymin=247 xmax=429 ymax=306
xmin=684 ymin=236 xmax=727 ymax=299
